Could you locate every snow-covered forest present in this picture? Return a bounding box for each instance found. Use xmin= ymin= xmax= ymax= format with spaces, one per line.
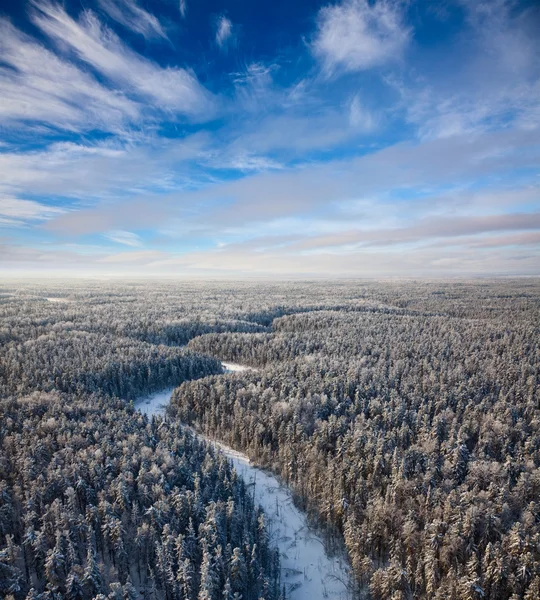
xmin=1 ymin=279 xmax=539 ymax=600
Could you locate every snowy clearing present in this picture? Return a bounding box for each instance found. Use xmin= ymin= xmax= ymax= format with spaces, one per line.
xmin=136 ymin=387 xmax=174 ymax=417
xmin=222 ymin=361 xmax=257 ymax=372
xmin=135 ymin=387 xmax=352 ymax=600
xmin=45 ymin=297 xmax=74 ymax=303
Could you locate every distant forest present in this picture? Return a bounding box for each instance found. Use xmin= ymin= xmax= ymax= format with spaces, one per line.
xmin=1 ymin=279 xmax=539 ymax=600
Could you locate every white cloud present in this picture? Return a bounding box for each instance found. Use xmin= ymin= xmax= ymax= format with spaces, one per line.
xmin=179 ymin=0 xmax=187 ymax=18
xmin=217 ymin=110 xmax=369 ymax=164
xmin=290 ymin=212 xmax=540 ymax=251
xmin=31 ymin=1 xmax=215 ymax=118
xmin=130 ymin=239 xmax=540 ymax=278
xmin=0 ymin=197 xmax=64 ymax=226
xmin=215 ymin=16 xmax=233 ymax=48
xmin=215 ymin=154 xmax=283 ymax=172
xmin=98 ymin=0 xmax=166 ymax=39
xmin=232 ymin=63 xmax=279 ymax=112
xmin=460 ymin=0 xmax=538 ymax=72
xmin=0 ymin=135 xmax=211 ymax=203
xmin=349 ymin=94 xmax=377 ymax=131
xmin=2 ymin=233 xmax=539 ymax=277
xmin=312 ymin=0 xmax=409 ymax=74
xmin=395 ymin=70 xmax=540 ymax=141
xmin=37 ymin=127 xmax=540 ymax=242
xmin=389 ymin=0 xmax=540 ymax=140
xmin=104 ymin=229 xmax=143 ymax=246
xmin=100 ymin=249 xmax=164 ymax=262
xmin=1 ymin=0 xmax=538 ymax=279
xmin=0 ymin=18 xmax=139 ymax=132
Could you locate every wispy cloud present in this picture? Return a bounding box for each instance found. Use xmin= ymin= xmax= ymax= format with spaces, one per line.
xmin=292 ymin=212 xmax=540 ymax=251
xmin=231 ymin=63 xmax=280 ymax=113
xmin=391 ymin=0 xmax=540 ymax=140
xmin=100 ymin=249 xmax=164 ymax=262
xmin=349 ymin=94 xmax=378 ymax=131
xmin=104 ymin=229 xmax=143 ymax=246
xmin=0 ymin=135 xmax=211 ymax=205
xmin=460 ymin=0 xmax=538 ymax=73
xmin=396 ymin=75 xmax=540 ymax=141
xmin=465 ymin=231 xmax=540 ymax=249
xmin=0 ymin=0 xmax=538 ymax=277
xmin=215 ymin=15 xmax=233 ymax=49
xmin=97 ymin=0 xmax=167 ymax=39
xmin=312 ymin=0 xmax=409 ymax=74
xmin=32 ymin=1 xmax=215 ymax=118
xmin=179 ymin=0 xmax=187 ymax=18
xmin=0 ymin=197 xmax=64 ymax=227
xmin=0 ymin=18 xmax=139 ymax=132
xmin=122 ymin=239 xmax=540 ymax=277
xmin=39 ymin=127 xmax=540 ymax=241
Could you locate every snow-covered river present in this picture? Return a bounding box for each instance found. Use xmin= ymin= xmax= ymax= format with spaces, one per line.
xmin=135 ymin=362 xmax=351 ymax=600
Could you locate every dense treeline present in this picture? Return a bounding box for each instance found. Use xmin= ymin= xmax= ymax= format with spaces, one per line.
xmin=172 ymin=287 xmax=540 ymax=600
xmin=0 ymin=282 xmax=292 ymax=600
xmin=0 ymin=392 xmax=279 ymax=599
xmin=2 ymin=279 xmax=540 ymax=600
xmin=0 ymin=330 xmax=222 ymax=398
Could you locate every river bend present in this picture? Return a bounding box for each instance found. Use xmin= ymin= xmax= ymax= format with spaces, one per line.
xmin=135 ymin=363 xmax=351 ymax=600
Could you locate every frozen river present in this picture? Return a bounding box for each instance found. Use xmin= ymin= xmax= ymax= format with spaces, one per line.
xmin=135 ymin=362 xmax=351 ymax=600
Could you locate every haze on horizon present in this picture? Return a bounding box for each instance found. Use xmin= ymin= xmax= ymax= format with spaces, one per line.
xmin=0 ymin=0 xmax=539 ymax=278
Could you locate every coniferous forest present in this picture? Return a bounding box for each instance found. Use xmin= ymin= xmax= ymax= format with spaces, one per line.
xmin=1 ymin=279 xmax=539 ymax=600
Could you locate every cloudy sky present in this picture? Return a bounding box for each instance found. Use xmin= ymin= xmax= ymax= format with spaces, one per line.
xmin=0 ymin=0 xmax=539 ymax=277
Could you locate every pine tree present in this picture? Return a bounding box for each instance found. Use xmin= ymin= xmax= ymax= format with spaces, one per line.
xmin=0 ymin=548 xmax=23 ymax=597
xmin=454 ymin=443 xmax=470 ymax=484
xmin=229 ymin=548 xmax=247 ymax=597
xmin=199 ymin=545 xmax=221 ymax=600
xmin=45 ymin=545 xmax=65 ymax=592
xmin=222 ymin=579 xmax=233 ymax=600
xmin=122 ymin=577 xmax=138 ymax=600
xmin=83 ymin=534 xmax=103 ymax=598
xmin=66 ymin=570 xmax=84 ymax=600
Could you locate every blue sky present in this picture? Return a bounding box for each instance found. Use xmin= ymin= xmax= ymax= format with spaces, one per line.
xmin=0 ymin=0 xmax=539 ymax=277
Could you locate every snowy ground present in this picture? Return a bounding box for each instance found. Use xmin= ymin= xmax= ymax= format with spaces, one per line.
xmin=221 ymin=361 xmax=257 ymax=372
xmin=135 ymin=367 xmax=352 ymax=600
xmin=212 ymin=441 xmax=351 ymax=599
xmin=136 ymin=387 xmax=174 ymax=417
xmin=45 ymin=297 xmax=73 ymax=303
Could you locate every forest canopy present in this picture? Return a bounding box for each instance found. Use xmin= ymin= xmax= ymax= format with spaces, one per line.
xmin=1 ymin=279 xmax=539 ymax=600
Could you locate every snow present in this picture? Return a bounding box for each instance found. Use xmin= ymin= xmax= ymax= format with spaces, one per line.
xmin=211 ymin=441 xmax=352 ymax=599
xmin=222 ymin=361 xmax=256 ymax=372
xmin=135 ymin=385 xmax=352 ymax=600
xmin=136 ymin=388 xmax=174 ymax=417
xmin=45 ymin=297 xmax=73 ymax=303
